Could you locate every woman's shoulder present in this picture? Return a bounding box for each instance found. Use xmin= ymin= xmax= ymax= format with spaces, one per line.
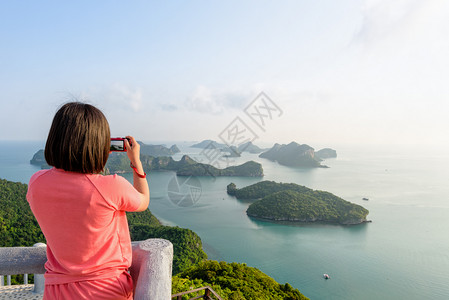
xmin=28 ymin=168 xmax=52 ymax=186
xmin=87 ymin=173 xmax=130 ymax=187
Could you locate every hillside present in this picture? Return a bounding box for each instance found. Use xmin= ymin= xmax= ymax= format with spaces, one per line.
xmin=173 ymin=260 xmax=309 ymax=300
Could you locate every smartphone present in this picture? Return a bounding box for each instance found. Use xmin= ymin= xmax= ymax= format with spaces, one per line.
xmin=110 ymin=138 xmax=127 ymax=152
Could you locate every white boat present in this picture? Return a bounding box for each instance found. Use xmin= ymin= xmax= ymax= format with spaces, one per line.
xmin=323 ymin=274 xmax=330 ymax=279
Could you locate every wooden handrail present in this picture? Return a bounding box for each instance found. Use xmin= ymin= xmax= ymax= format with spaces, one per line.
xmin=172 ymin=285 xmax=223 ymax=300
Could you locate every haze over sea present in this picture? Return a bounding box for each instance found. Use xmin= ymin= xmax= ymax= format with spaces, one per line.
xmin=1 ymin=141 xmax=448 ymax=299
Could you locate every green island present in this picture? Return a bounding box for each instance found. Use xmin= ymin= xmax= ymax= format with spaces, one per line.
xmin=227 ymin=181 xmax=370 ymax=225
xmin=0 ymin=178 xmax=307 ymax=299
xmin=259 ymin=141 xmax=337 ymax=168
xmin=31 ymin=150 xmax=264 ymax=177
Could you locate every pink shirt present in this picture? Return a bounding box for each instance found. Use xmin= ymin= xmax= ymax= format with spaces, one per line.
xmin=27 ymin=168 xmax=141 ymax=285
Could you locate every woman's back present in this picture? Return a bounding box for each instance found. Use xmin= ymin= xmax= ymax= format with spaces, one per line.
xmin=27 ymin=168 xmax=141 ymax=284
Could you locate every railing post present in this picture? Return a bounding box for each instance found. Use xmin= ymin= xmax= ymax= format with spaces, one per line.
xmin=130 ymin=239 xmax=173 ymax=300
xmin=24 ymin=273 xmax=28 ymax=284
xmin=204 ymin=288 xmax=211 ymax=300
xmin=33 ymin=243 xmax=46 ymax=294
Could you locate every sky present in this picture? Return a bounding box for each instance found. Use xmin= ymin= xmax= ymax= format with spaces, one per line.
xmin=1 ymin=0 xmax=448 ymax=149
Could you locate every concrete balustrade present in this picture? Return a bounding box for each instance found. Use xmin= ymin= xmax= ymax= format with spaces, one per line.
xmin=0 ymin=239 xmax=173 ymax=299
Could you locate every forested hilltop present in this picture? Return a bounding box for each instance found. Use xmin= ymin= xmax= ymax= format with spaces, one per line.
xmin=228 ymin=181 xmax=370 ymax=225
xmin=0 ymin=178 xmax=308 ymax=299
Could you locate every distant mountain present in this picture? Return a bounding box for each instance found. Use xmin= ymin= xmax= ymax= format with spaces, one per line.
xmin=139 ymin=142 xmax=180 ymax=157
xmin=223 ymin=146 xmax=241 ymax=158
xmin=237 ymin=141 xmax=265 ymax=154
xmin=30 ymin=149 xmax=50 ymax=169
xmin=315 ymin=148 xmax=337 ymax=159
xmin=228 ymin=181 xmax=370 ymax=225
xmin=191 ymin=140 xmax=227 ymax=149
xmin=259 ymin=142 xmax=325 ymax=168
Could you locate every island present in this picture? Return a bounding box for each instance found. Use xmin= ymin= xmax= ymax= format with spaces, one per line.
xmin=315 ymin=148 xmax=337 ymax=159
xmin=30 ymin=148 xmax=264 ymax=177
xmin=106 ymin=153 xmax=264 ymax=177
xmin=30 ymin=149 xmax=50 ymax=169
xmin=227 ymin=181 xmax=370 ymax=225
xmin=237 ymin=141 xmax=265 ymax=154
xmin=191 ymin=139 xmax=227 ymax=149
xmin=139 ymin=142 xmax=180 ymax=157
xmin=259 ymin=142 xmax=336 ymax=168
xmin=30 ymin=141 xmax=180 ymax=168
xmin=222 ymin=146 xmax=241 ymax=157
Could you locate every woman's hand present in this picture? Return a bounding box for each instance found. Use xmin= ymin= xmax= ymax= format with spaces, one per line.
xmin=124 ymin=136 xmax=149 ymax=211
xmin=124 ymin=136 xmax=140 ymax=166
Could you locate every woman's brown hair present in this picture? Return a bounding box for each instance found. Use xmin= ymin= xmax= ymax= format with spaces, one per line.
xmin=45 ymin=102 xmax=111 ymax=174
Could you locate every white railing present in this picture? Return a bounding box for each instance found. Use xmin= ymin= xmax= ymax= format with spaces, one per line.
xmin=0 ymin=239 xmax=173 ymax=300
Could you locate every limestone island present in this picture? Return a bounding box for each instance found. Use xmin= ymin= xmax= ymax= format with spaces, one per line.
xmin=259 ymin=142 xmax=336 ymax=168
xmin=227 ymin=181 xmax=369 ymax=225
xmin=139 ymin=142 xmax=180 ymax=157
xmin=30 ymin=145 xmax=264 ymax=177
xmin=107 ymin=153 xmax=264 ymax=177
xmin=30 ymin=143 xmax=264 ymax=177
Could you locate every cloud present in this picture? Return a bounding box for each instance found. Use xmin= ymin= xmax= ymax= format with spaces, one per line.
xmin=77 ymin=84 xmax=144 ymax=113
xmin=107 ymin=83 xmax=143 ymax=112
xmin=353 ymin=0 xmax=449 ymax=52
xmin=184 ymin=85 xmax=249 ymax=115
xmin=160 ymin=103 xmax=178 ymax=112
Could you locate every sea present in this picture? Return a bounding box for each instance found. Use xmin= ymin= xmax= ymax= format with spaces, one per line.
xmin=1 ymin=140 xmax=448 ymax=300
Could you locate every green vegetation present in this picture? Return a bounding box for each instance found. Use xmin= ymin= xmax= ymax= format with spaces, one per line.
xmin=227 ymin=181 xmax=309 ymax=200
xmin=126 ymin=210 xmax=161 ymax=227
xmin=0 ymin=179 xmax=45 ymax=285
xmin=0 ymin=179 xmax=45 ymax=247
xmin=229 ymin=181 xmax=369 ymax=225
xmin=172 ymin=260 xmax=309 ymax=300
xmin=130 ymin=224 xmax=207 ymax=274
xmin=177 ymin=160 xmax=263 ymax=177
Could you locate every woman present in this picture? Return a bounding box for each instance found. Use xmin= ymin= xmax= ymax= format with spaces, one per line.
xmin=27 ymin=102 xmax=150 ymax=299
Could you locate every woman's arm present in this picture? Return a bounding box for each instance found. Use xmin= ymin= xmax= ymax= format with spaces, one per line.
xmin=125 ymin=136 xmax=150 ymax=212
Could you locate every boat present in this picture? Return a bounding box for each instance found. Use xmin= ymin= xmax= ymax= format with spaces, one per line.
xmin=362 ymin=197 xmax=369 ymax=201
xmin=323 ymin=274 xmax=330 ymax=279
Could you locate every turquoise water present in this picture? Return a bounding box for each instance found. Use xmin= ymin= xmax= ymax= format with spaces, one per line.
xmin=1 ymin=141 xmax=448 ymax=299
